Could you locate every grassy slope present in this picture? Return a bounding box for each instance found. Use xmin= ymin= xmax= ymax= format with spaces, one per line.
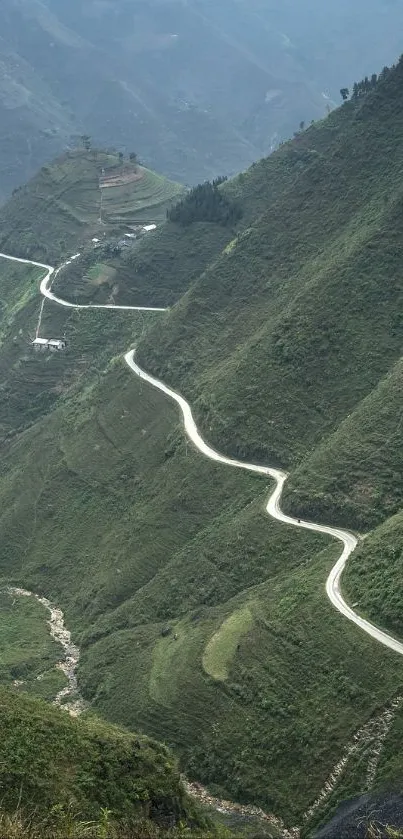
xmin=1 ymin=67 xmax=403 ymax=830
xmin=0 ymin=591 xmax=66 ymax=701
xmin=2 ymin=319 xmax=400 ymax=823
xmin=0 ymin=686 xmax=205 ymax=835
xmin=138 ymin=73 xmax=403 ymax=470
xmin=0 ymin=263 xmax=226 ymax=835
xmin=0 ymin=258 xmax=336 ymax=822
xmin=343 ymin=512 xmax=403 ymax=638
xmin=283 ymin=358 xmax=403 ymax=531
xmin=0 ymin=259 xmax=400 ymax=825
xmin=0 ymin=254 xmax=392 ymax=825
xmin=101 ymin=166 xmax=184 ymax=226
xmin=126 ymin=64 xmax=403 ymax=815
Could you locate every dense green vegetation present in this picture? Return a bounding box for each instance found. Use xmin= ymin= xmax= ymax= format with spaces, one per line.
xmin=130 ymin=55 xmax=403 ymax=818
xmin=3 ymin=53 xmax=403 ymax=836
xmin=344 ymin=512 xmax=403 ymax=638
xmin=282 ymin=357 xmax=403 ymax=531
xmin=1 ymin=253 xmax=382 ymax=827
xmin=139 ymin=61 xmax=403 ymax=471
xmin=0 ymin=687 xmax=209 ymax=837
xmin=167 ymin=179 xmax=241 ymax=227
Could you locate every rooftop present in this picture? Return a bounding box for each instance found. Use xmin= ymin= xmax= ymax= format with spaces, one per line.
xmin=32 ymin=337 xmax=66 ymax=348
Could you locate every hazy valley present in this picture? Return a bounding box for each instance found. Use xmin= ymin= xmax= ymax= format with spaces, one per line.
xmin=2 ymin=0 xmax=403 ymax=200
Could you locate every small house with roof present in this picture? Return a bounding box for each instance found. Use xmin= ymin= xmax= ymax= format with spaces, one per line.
xmin=32 ymin=338 xmax=66 ymax=352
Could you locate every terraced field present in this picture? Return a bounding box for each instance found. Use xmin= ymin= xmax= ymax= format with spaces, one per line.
xmin=101 ymin=167 xmax=184 ymax=225
xmin=0 ymin=151 xmax=185 ymax=263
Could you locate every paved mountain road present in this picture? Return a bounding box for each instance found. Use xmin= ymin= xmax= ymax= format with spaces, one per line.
xmin=1 ymin=250 xmax=403 ymax=657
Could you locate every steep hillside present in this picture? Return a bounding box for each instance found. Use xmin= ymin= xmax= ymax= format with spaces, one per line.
xmin=3 ymin=0 xmax=403 ymax=198
xmin=1 ymin=256 xmax=400 ymax=828
xmin=130 ymin=59 xmax=403 ymax=820
xmin=282 ymin=358 xmax=403 ymax=532
xmin=2 ymin=58 xmax=403 ymax=837
xmin=0 ymin=686 xmax=208 ymax=838
xmin=138 ymin=63 xmax=403 ymax=471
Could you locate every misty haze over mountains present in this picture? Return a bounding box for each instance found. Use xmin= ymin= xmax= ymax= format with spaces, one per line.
xmin=1 ymin=0 xmax=403 ymax=199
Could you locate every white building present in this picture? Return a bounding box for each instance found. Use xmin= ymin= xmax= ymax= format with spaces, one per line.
xmin=32 ymin=338 xmax=66 ymax=352
xmin=48 ymin=339 xmax=66 ymax=351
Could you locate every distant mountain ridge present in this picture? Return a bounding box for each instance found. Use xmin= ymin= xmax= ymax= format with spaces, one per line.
xmin=2 ymin=0 xmax=403 ymax=200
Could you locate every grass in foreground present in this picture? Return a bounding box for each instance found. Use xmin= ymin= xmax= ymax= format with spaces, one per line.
xmin=0 ymin=686 xmax=207 ymax=833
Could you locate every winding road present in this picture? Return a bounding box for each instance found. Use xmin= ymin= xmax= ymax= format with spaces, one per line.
xmin=1 ymin=250 xmax=403 ymax=658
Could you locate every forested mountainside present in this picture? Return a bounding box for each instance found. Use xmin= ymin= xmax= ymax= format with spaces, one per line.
xmin=2 ymin=55 xmax=403 ymax=838
xmin=2 ymin=0 xmax=403 ymax=200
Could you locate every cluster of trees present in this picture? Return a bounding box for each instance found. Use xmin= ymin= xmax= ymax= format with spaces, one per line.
xmin=340 ymin=65 xmax=392 ymax=102
xmin=117 ymin=151 xmax=139 ymax=165
xmin=352 ymin=73 xmax=380 ymax=99
xmin=79 ymin=136 xmax=138 ymax=165
xmin=167 ymin=177 xmax=242 ymax=227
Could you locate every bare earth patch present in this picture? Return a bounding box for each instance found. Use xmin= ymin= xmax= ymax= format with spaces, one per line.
xmin=100 ymin=169 xmax=144 ymax=189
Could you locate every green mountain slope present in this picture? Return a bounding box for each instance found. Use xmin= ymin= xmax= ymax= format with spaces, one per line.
xmin=130 ymin=58 xmax=403 ymax=816
xmin=0 ymin=262 xmax=399 ymax=826
xmin=138 ymin=68 xmax=403 ymax=470
xmin=0 ymin=686 xmax=207 ymax=838
xmin=0 ymin=589 xmax=66 ymax=702
xmin=2 ymin=59 xmax=403 ymax=835
xmin=283 ymin=358 xmax=403 ymax=531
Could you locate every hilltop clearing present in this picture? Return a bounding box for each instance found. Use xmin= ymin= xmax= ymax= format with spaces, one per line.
xmin=0 ymin=150 xmax=183 ymax=264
